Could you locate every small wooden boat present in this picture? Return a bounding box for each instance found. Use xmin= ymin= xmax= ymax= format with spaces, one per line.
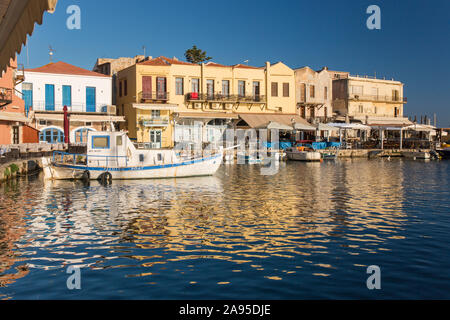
xmin=42 ymin=131 xmax=223 ymax=180
xmin=285 ymin=146 xmax=321 ymax=162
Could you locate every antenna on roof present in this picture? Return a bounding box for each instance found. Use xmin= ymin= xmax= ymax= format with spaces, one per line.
xmin=49 ymin=45 xmax=55 ymax=63
xmin=142 ymin=45 xmax=146 ymax=58
xmin=244 ymin=59 xmax=249 ymax=65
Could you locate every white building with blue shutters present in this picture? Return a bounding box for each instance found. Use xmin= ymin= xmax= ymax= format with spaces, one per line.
xmin=16 ymin=61 xmax=124 ymax=144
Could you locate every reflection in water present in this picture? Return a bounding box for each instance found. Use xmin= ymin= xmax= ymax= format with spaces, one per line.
xmin=1 ymin=159 xmax=449 ymax=299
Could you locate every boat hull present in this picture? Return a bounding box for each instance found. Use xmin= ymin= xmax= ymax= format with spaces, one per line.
xmin=42 ymin=154 xmax=223 ymax=180
xmin=402 ymin=151 xmax=431 ymax=159
xmin=286 ymin=151 xmax=321 ymax=162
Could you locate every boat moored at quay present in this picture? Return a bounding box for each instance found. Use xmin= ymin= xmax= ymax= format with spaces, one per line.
xmin=42 ymin=131 xmax=223 ymax=181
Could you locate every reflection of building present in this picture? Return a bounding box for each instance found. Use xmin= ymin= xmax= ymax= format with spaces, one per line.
xmin=16 ymin=61 xmax=124 ymax=144
xmin=116 ymin=56 xmax=297 ymax=148
xmin=294 ymin=66 xmax=333 ymax=123
xmin=332 ymin=75 xmax=410 ymax=125
xmin=0 ymin=57 xmax=39 ymax=144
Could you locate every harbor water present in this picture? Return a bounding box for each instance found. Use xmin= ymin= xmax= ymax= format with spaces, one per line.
xmin=0 ymin=159 xmax=449 ymax=299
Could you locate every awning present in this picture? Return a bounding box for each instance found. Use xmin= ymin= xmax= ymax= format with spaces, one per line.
xmin=294 ymin=123 xmax=316 ymax=131
xmin=327 ymin=123 xmax=372 ymax=130
xmin=238 ymin=113 xmax=313 ymax=130
xmin=0 ymin=0 xmax=58 ymax=73
xmin=0 ymin=111 xmax=28 ymax=122
xmin=255 ymin=121 xmax=293 ymax=130
xmin=133 ymin=103 xmax=179 ymax=111
xmin=316 ymin=123 xmax=339 ymax=131
xmin=355 ymin=116 xmax=413 ymax=126
xmin=33 ymin=113 xmax=125 ymax=122
xmin=404 ymin=124 xmax=437 ymax=132
xmin=177 ymin=112 xmax=239 ymax=120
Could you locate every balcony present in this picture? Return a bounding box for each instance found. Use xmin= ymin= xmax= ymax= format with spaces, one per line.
xmin=348 ymin=94 xmax=407 ymax=103
xmin=31 ymin=101 xmax=110 ymax=113
xmin=0 ymin=87 xmax=13 ymax=108
xmin=139 ymin=91 xmax=169 ymax=103
xmin=139 ymin=118 xmax=170 ymax=127
xmin=186 ymin=92 xmax=266 ymax=103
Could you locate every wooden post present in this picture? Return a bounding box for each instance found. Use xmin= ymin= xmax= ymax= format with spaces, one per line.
xmin=400 ymin=129 xmax=403 ymax=150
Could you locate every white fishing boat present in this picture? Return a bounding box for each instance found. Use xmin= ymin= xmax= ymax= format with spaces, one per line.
xmin=402 ymin=151 xmax=431 ymax=160
xmin=285 ymin=146 xmax=321 ymax=162
xmin=42 ymin=131 xmax=223 ymax=181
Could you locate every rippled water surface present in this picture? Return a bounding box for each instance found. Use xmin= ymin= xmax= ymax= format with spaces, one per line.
xmin=1 ymin=159 xmax=449 ymax=299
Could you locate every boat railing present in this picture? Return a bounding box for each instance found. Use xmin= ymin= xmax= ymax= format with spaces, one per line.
xmin=52 ymin=151 xmax=129 ymax=168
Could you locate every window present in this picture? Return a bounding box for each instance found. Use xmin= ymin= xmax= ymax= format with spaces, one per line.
xmin=39 ymin=120 xmax=47 ymax=126
xmin=152 ymin=110 xmax=161 ymax=118
xmin=324 ymin=86 xmax=328 ymax=100
xmin=22 ymin=83 xmax=33 ymax=117
xmin=12 ymin=126 xmax=19 ymax=144
xmin=119 ymin=81 xmax=123 ymax=97
xmin=86 ymin=87 xmax=96 ymax=112
xmin=92 ymin=136 xmax=110 ymax=149
xmin=222 ymin=80 xmax=230 ymax=97
xmin=283 ymin=83 xmax=289 ymax=97
xmin=271 ymin=82 xmax=278 ymax=97
xmin=175 ymin=77 xmax=184 ymax=95
xmin=116 ymin=136 xmax=123 ymax=146
xmin=39 ymin=128 xmax=64 ymax=144
xmin=253 ymin=81 xmax=260 ymax=100
xmin=207 ymin=80 xmax=215 ymax=99
xmin=45 ymin=84 xmax=55 ymax=111
xmin=75 ymin=128 xmax=93 ymax=143
xmin=238 ymin=81 xmax=245 ymax=97
xmin=310 ymin=85 xmax=315 ymax=98
xmin=62 ymin=85 xmax=72 ymax=107
xmin=358 ymin=105 xmax=364 ymax=113
xmin=124 ymin=80 xmax=128 ymax=96
xmin=351 ymin=85 xmax=363 ymax=95
xmin=299 ymin=83 xmax=306 ymax=102
xmin=392 ymin=90 xmax=399 ymax=101
xmin=191 ymin=78 xmax=199 ymax=93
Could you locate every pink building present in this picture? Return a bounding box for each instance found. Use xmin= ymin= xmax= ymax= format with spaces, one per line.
xmin=0 ymin=58 xmax=39 ymax=145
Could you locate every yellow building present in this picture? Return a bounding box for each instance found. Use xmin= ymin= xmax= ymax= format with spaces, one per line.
xmin=116 ymin=56 xmax=301 ymax=148
xmin=332 ymin=75 xmax=410 ymax=125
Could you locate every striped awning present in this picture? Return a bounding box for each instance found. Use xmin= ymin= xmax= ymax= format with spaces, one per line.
xmin=0 ymin=0 xmax=58 ymax=74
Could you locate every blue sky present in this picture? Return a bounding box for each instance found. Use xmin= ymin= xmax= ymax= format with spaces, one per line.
xmin=18 ymin=0 xmax=450 ymax=126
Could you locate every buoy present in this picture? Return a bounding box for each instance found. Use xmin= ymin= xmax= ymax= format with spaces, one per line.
xmin=97 ymin=172 xmax=112 ymax=185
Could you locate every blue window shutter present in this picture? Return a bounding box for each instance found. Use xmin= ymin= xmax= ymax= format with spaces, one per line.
xmin=62 ymin=85 xmax=72 ymax=107
xmin=45 ymin=84 xmax=55 ymax=111
xmin=86 ymin=87 xmax=96 ymax=112
xmin=23 ymin=90 xmax=32 ymax=116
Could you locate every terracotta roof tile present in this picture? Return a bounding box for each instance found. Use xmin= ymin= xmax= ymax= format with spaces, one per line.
xmin=139 ymin=56 xmax=196 ymax=66
xmin=232 ymin=64 xmax=261 ymax=69
xmin=25 ymin=61 xmax=110 ymax=77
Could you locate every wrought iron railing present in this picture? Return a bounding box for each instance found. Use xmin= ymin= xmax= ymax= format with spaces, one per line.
xmin=186 ymin=92 xmax=266 ymax=103
xmin=29 ymin=101 xmax=109 ymax=113
xmin=348 ymin=94 xmax=407 ymax=103
xmin=139 ymin=91 xmax=169 ymax=101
